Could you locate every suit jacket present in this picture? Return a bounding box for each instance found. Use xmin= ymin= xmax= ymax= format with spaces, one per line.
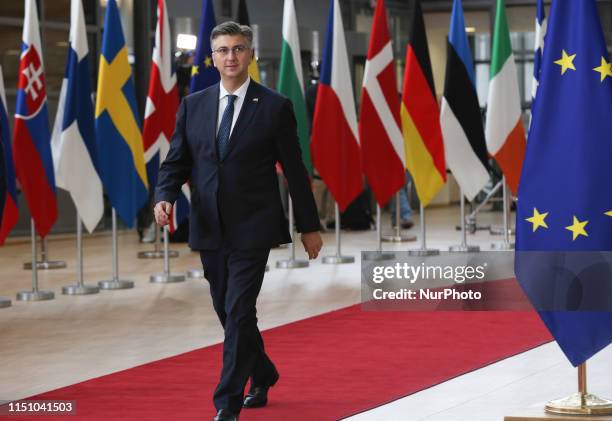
xmin=155 ymin=80 xmax=320 ymax=250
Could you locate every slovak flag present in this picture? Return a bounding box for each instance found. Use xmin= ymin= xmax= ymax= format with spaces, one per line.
xmin=0 ymin=65 xmax=18 ymax=245
xmin=311 ymin=0 xmax=362 ymax=211
xmin=13 ymin=0 xmax=57 ymax=237
xmin=358 ymin=0 xmax=406 ymax=207
xmin=142 ymin=0 xmax=185 ymax=233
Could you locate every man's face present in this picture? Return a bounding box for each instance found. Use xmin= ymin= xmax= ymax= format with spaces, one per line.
xmin=211 ymin=34 xmax=253 ymax=81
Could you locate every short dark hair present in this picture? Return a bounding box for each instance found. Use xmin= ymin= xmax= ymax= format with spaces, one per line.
xmin=210 ymin=21 xmax=253 ymax=47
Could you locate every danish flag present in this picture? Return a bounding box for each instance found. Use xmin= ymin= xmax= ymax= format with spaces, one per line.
xmin=358 ymin=0 xmax=406 ymax=207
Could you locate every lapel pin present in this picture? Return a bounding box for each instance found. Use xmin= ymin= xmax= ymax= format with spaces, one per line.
xmin=253 ymin=98 xmax=259 ymax=102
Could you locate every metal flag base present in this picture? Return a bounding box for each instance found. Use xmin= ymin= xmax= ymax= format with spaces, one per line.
xmin=491 ymin=178 xmax=514 ymax=250
xmin=546 ymin=393 xmax=612 ymax=415
xmin=489 ymin=225 xmax=515 ymax=236
xmin=545 ymin=361 xmax=612 ymax=415
xmin=408 ymin=204 xmax=438 ymax=256
xmin=16 ymin=290 xmax=54 ymax=301
xmin=150 ymin=273 xmax=185 ymax=283
xmin=149 ymin=226 xmax=185 ymax=283
xmin=323 ymin=203 xmax=355 ymax=265
xmin=186 ymin=269 xmax=205 ymax=279
xmin=276 ymin=259 xmax=308 ymax=269
xmin=23 ymin=260 xmax=67 ymax=270
xmin=322 ymin=255 xmax=354 ymax=264
xmin=100 ymin=210 xmax=135 ymax=290
xmin=62 ymin=284 xmax=100 ymax=295
xmin=381 ymin=233 xmax=416 ymax=243
xmin=138 ymin=225 xmax=179 ymax=259
xmin=449 ymin=244 xmax=481 ymax=253
xmin=98 ymin=279 xmax=134 ymax=290
xmin=137 ymin=250 xmax=179 ymax=259
xmin=408 ymin=249 xmax=439 ymax=256
xmin=461 ymin=215 xmax=490 ymax=234
xmin=491 ymin=241 xmax=514 ymax=250
xmin=276 ymin=198 xmax=309 ymax=269
xmin=451 ymin=189 xmax=481 ymax=254
xmin=0 ymin=297 xmax=12 ymax=308
xmin=362 ymin=251 xmax=395 ymax=261
xmin=23 ymin=236 xmax=67 ymax=270
xmin=367 ymin=206 xmax=394 ymax=261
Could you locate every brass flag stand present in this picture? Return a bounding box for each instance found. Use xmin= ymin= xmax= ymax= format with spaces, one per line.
xmin=545 ymin=362 xmax=612 ymax=415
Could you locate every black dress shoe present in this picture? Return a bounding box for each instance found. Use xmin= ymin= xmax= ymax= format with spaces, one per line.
xmin=243 ymin=386 xmax=269 ymax=408
xmin=243 ymin=370 xmax=279 ymax=408
xmin=213 ymin=409 xmax=239 ymax=421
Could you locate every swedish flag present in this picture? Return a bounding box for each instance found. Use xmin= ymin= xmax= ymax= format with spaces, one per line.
xmin=515 ymin=0 xmax=612 ymax=366
xmin=95 ymin=0 xmax=148 ymax=227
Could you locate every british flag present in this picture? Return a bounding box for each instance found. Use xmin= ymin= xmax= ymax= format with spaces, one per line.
xmin=143 ymin=0 xmax=187 ymax=233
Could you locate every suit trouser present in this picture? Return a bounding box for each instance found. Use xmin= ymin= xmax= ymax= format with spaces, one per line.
xmin=200 ymin=245 xmax=277 ymax=412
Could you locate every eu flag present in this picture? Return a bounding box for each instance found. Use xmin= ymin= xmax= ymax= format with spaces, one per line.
xmin=189 ymin=0 xmax=219 ymax=93
xmin=515 ymin=0 xmax=612 ymax=366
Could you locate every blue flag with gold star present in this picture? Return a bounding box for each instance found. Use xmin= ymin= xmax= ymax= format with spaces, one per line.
xmin=190 ymin=0 xmax=219 ymax=93
xmin=515 ymin=0 xmax=612 ymax=366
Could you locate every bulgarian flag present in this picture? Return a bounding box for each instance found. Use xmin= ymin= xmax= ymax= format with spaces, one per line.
xmin=278 ymin=0 xmax=311 ymax=174
xmin=485 ymin=0 xmax=526 ymax=194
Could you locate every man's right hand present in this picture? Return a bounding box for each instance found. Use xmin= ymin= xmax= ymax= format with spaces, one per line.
xmin=154 ymin=201 xmax=173 ymax=226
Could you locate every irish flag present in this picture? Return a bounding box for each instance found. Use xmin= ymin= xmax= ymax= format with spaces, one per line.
xmin=485 ymin=0 xmax=526 ymax=194
xmin=278 ymin=0 xmax=311 ymax=173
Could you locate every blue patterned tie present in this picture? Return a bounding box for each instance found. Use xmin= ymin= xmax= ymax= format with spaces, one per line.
xmin=217 ymin=94 xmax=237 ymax=160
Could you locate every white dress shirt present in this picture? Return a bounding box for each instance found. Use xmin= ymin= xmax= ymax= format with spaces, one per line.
xmin=216 ymin=76 xmax=251 ymax=138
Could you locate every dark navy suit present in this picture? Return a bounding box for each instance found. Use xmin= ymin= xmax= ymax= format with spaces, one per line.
xmin=155 ymin=80 xmax=319 ymax=412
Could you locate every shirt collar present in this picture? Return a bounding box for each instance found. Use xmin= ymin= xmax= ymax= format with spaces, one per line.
xmin=219 ymin=76 xmax=251 ymax=101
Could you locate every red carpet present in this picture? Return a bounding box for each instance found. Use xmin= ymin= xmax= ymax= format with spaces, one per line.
xmin=4 ymin=297 xmax=551 ymax=420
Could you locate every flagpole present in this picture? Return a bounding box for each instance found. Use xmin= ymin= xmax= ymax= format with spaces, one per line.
xmin=150 ymin=226 xmax=186 ymax=283
xmin=545 ymin=361 xmax=612 ymax=414
xmin=16 ymin=219 xmax=54 ymax=301
xmin=363 ymin=205 xmax=394 ymax=261
xmin=98 ymin=209 xmax=134 ymax=290
xmin=322 ymin=202 xmax=354 ymax=264
xmin=464 ymin=180 xmax=502 ymax=234
xmin=408 ymin=203 xmax=439 ymax=256
xmin=449 ymin=188 xmax=480 ymax=252
xmin=137 ymin=222 xmax=178 ymax=259
xmin=62 ymin=213 xmax=100 ymax=295
xmin=276 ymin=197 xmax=308 ymax=268
xmin=491 ymin=177 xmax=514 ymax=250
xmin=382 ymin=192 xmax=416 ymax=243
xmin=23 ymin=236 xmax=67 ymax=270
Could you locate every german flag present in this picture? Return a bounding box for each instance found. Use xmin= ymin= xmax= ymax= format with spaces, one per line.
xmin=236 ymin=0 xmax=261 ymax=83
xmin=401 ymin=0 xmax=446 ymax=207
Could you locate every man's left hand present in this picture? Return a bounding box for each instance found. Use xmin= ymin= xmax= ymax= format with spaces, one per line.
xmin=301 ymin=232 xmax=323 ymax=260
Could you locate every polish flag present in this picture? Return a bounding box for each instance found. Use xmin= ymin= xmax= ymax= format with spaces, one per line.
xmin=358 ymin=0 xmax=405 ymax=207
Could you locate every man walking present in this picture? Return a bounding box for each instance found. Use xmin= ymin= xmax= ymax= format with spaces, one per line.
xmin=154 ymin=22 xmax=322 ymax=421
